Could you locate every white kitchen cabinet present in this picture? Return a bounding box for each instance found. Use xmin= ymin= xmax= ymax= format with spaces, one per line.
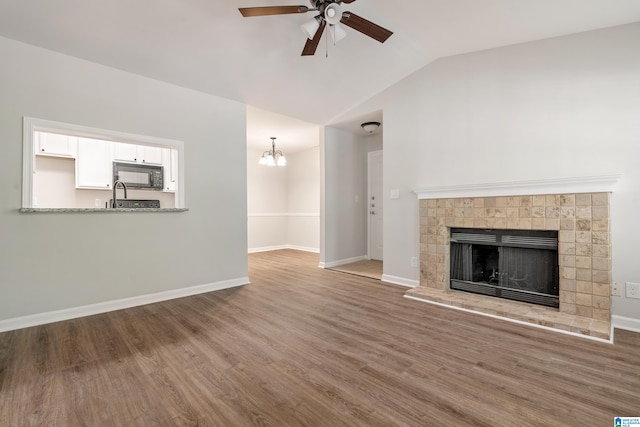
xmin=114 ymin=142 xmax=163 ymax=165
xmin=76 ymin=137 xmax=113 ymax=189
xmin=35 ymin=131 xmax=77 ymax=158
xmin=162 ymin=148 xmax=178 ymax=192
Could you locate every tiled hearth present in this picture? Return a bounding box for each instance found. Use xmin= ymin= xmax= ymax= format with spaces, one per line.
xmin=406 ymin=189 xmax=614 ymax=340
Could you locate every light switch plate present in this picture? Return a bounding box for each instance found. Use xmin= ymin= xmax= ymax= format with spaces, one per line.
xmin=390 ymin=189 xmax=400 ymax=199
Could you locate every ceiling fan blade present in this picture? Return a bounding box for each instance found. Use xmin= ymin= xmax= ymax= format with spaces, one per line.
xmin=301 ymin=21 xmax=326 ymax=56
xmin=340 ymin=12 xmax=393 ymax=43
xmin=239 ymin=6 xmax=310 ymax=17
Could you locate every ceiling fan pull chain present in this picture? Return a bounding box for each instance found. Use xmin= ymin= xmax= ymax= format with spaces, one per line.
xmin=326 ymin=28 xmax=329 ymax=58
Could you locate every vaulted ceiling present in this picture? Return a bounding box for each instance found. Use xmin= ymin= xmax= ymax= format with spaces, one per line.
xmin=1 ymin=0 xmax=639 ymax=149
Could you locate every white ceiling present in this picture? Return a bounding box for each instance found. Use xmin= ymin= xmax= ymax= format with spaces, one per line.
xmin=1 ymin=0 xmax=639 ymax=151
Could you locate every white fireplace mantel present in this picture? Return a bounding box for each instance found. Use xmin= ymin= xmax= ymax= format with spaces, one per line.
xmin=413 ymin=175 xmax=621 ymax=200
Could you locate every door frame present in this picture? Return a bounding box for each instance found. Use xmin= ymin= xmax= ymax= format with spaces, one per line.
xmin=367 ymin=150 xmax=383 ymax=260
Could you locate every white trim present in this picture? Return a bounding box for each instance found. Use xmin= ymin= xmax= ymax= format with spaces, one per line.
xmin=23 ymin=117 xmax=186 ymax=208
xmin=404 ymin=295 xmax=612 ymax=344
xmin=248 ymin=213 xmax=320 ymax=218
xmin=287 ymin=245 xmax=320 ymax=253
xmin=319 ymin=255 xmax=369 ymax=269
xmin=368 ymin=150 xmax=383 ymax=261
xmin=612 ymin=315 xmax=640 ymax=334
xmin=382 ymin=275 xmax=419 ymax=288
xmin=413 ymin=175 xmax=622 ymax=200
xmin=248 ymin=245 xmax=319 ymax=254
xmin=0 ymin=277 xmax=249 ymax=333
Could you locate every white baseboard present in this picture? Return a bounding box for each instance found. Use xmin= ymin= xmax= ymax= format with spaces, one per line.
xmin=287 ymin=245 xmax=320 ymax=253
xmin=249 ymin=245 xmax=320 ymax=254
xmin=382 ymin=274 xmax=419 ymax=288
xmin=248 ymin=245 xmax=288 ymax=253
xmin=0 ymin=277 xmax=250 ymax=333
xmin=319 ymin=255 xmax=369 ymax=269
xmin=612 ymin=315 xmax=640 ymax=334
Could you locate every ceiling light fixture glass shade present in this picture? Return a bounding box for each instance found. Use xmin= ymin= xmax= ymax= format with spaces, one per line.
xmin=259 ymin=137 xmax=286 ymax=167
xmin=329 ymin=23 xmax=347 ymax=44
xmin=301 ymin=16 xmax=321 ymax=39
xmin=361 ymin=121 xmax=381 ymax=133
xmin=323 ymin=3 xmax=342 ymax=25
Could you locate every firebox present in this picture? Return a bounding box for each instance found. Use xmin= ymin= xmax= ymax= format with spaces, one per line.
xmin=450 ymin=228 xmax=559 ymax=308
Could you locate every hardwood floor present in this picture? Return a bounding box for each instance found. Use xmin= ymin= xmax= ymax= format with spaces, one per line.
xmin=328 ymin=259 xmax=383 ymax=280
xmin=1 ymin=249 xmax=639 ymax=426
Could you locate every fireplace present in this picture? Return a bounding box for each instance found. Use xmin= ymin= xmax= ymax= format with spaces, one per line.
xmin=449 ymin=228 xmax=559 ymax=307
xmin=406 ymin=179 xmax=619 ymax=340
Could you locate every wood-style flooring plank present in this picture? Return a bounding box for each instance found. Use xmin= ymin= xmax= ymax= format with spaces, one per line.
xmin=1 ymin=249 xmax=639 ymax=426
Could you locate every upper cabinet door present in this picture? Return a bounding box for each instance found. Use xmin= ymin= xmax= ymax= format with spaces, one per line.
xmin=113 ymin=142 xmax=138 ymax=162
xmin=35 ymin=131 xmax=77 ymax=158
xmin=162 ymin=148 xmax=178 ymax=192
xmin=140 ymin=145 xmax=163 ymax=165
xmin=114 ymin=142 xmax=163 ymax=165
xmin=76 ymin=137 xmax=113 ymax=189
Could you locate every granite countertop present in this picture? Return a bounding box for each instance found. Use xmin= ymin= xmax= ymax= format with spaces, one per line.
xmin=20 ymin=208 xmax=189 ymax=213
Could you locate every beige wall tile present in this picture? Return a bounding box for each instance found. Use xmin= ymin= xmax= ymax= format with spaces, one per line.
xmin=559 ymin=231 xmax=576 ymax=243
xmin=575 ymin=193 xmax=591 ymax=206
xmin=576 ymin=280 xmax=593 ymax=294
xmin=592 ymin=283 xmax=610 ymax=296
xmin=575 ymin=219 xmax=591 ymax=231
xmin=592 ymin=295 xmax=610 ymax=310
xmin=575 ymin=293 xmax=593 ymax=307
xmin=562 ymin=279 xmax=577 ymax=292
xmin=592 ymin=193 xmax=609 ymax=206
xmin=560 ymin=194 xmax=576 ymax=206
xmin=592 ymin=257 xmax=610 ymax=271
xmin=532 ymin=195 xmax=546 ymax=206
xmin=593 ymin=308 xmax=611 ymax=321
xmin=592 ymin=206 xmax=609 ymax=219
xmin=576 ymin=305 xmax=593 ymax=318
xmin=545 ymin=207 xmax=560 ymax=218
xmin=561 ymin=255 xmax=576 ymax=268
xmin=546 ymin=195 xmax=560 ymax=206
xmin=575 ymin=256 xmax=592 ymax=269
xmin=592 ymin=219 xmax=609 ymax=232
xmin=575 ymin=231 xmax=591 ymax=244
xmin=575 ymin=206 xmax=592 ymax=219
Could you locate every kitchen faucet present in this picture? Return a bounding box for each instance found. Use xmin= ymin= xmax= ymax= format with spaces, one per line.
xmin=112 ymin=180 xmax=128 ymax=208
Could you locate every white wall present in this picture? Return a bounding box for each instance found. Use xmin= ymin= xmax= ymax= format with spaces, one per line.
xmin=247 ymin=145 xmax=320 ymax=252
xmin=286 ymin=146 xmax=320 ymax=251
xmin=333 ymin=23 xmax=640 ymax=321
xmin=322 ymin=127 xmax=368 ymax=265
xmin=0 ymin=36 xmax=248 ymax=324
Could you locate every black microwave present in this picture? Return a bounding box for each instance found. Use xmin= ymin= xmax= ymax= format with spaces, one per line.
xmin=113 ymin=162 xmax=164 ymax=190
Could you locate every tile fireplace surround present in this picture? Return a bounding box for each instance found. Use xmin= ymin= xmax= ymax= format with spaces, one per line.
xmin=407 ymin=178 xmax=619 ymax=341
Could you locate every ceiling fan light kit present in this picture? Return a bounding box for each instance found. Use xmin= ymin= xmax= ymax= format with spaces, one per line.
xmin=239 ymin=0 xmax=393 ymax=56
xmin=301 ymin=16 xmax=321 ymax=39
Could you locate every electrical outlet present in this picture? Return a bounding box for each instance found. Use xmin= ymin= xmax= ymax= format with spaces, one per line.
xmin=95 ymin=198 xmax=102 ymax=207
xmin=411 ymin=257 xmax=418 ymax=268
xmin=626 ymin=282 xmax=640 ymax=299
xmin=611 ymin=282 xmax=624 ymax=297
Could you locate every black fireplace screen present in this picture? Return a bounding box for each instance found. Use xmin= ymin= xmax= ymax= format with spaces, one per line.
xmin=450 ymin=228 xmax=559 ymax=307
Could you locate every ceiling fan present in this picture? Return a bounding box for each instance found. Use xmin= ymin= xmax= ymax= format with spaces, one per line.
xmin=239 ymin=0 xmax=393 ymax=56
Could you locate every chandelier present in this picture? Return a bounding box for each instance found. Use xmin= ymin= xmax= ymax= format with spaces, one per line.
xmin=258 ymin=137 xmax=287 ymax=167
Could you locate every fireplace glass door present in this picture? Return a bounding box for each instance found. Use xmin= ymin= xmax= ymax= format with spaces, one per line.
xmin=450 ymin=228 xmax=559 ymax=307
